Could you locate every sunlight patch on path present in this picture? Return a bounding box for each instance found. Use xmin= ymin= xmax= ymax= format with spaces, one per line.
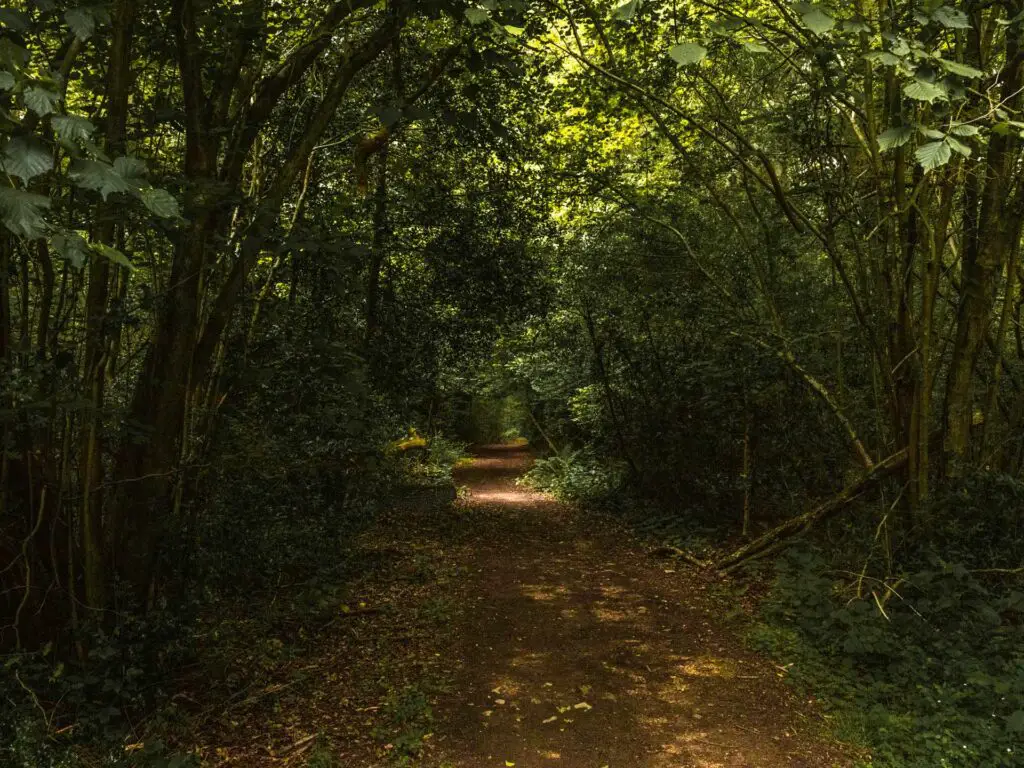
xmin=429 ymin=444 xmax=852 ymax=768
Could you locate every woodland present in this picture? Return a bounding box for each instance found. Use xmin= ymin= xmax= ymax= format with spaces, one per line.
xmin=1 ymin=0 xmax=1024 ymax=765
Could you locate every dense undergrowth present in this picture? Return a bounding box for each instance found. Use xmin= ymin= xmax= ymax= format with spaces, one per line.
xmin=750 ymin=473 xmax=1024 ymax=768
xmin=1 ymin=422 xmax=465 ymax=768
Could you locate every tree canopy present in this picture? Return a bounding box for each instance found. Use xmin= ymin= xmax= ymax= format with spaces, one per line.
xmin=2 ymin=0 xmax=1024 ymax=765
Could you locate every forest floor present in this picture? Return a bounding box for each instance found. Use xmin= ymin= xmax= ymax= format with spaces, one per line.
xmin=191 ymin=444 xmax=855 ymax=767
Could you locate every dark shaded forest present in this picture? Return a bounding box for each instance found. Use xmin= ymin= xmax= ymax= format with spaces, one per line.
xmin=1 ymin=0 xmax=1023 ymax=765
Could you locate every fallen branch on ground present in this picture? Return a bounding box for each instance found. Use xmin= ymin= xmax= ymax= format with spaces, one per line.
xmin=715 ymin=448 xmax=909 ymax=573
xmin=650 ymin=544 xmax=711 ymax=568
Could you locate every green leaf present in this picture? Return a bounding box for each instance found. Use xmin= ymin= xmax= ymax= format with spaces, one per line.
xmin=139 ymin=187 xmax=180 ymax=219
xmin=948 ymin=122 xmax=980 ymax=137
xmin=0 ymin=70 xmax=14 ymax=91
xmin=51 ymin=232 xmax=89 ymax=268
xmin=800 ymin=7 xmax=835 ymax=35
xmin=81 ymin=139 xmax=110 ymax=163
xmin=742 ymin=41 xmax=770 ymax=53
xmin=937 ymin=58 xmax=984 ymax=78
xmin=51 ymin=114 xmax=96 ymax=143
xmin=998 ymin=10 xmax=1024 ymax=27
xmin=2 ymin=136 xmax=53 ymax=182
xmin=70 ymin=159 xmax=132 ymax=200
xmin=903 ymin=79 xmax=948 ymax=103
xmin=503 ymin=24 xmax=525 ymax=36
xmin=669 ymin=42 xmax=707 ymax=66
xmin=946 ymin=135 xmax=971 ymax=157
xmin=864 ymin=51 xmax=903 ymax=67
xmin=877 ymin=126 xmax=914 ymax=151
xmin=113 ymin=155 xmax=147 ymax=181
xmin=24 ymin=86 xmax=61 ymax=116
xmin=0 ymin=8 xmax=30 ymax=32
xmin=613 ymin=0 xmax=640 ymax=21
xmin=0 ymin=186 xmax=49 ymax=239
xmin=915 ymin=139 xmax=951 ymax=170
xmin=1006 ymin=710 xmax=1024 ymax=732
xmin=91 ymin=242 xmax=135 ymax=271
xmin=373 ymin=104 xmax=401 ymax=127
xmin=0 ymin=38 xmax=29 ymax=71
xmin=464 ymin=7 xmax=489 ymax=24
xmin=918 ymin=126 xmax=945 ymax=139
xmin=64 ymin=7 xmax=96 ymax=40
xmin=841 ymin=18 xmax=871 ymax=34
xmin=932 ymin=6 xmax=971 ymax=29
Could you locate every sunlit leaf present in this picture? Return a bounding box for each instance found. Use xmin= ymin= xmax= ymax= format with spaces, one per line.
xmin=669 ymin=42 xmax=707 ymax=66
xmin=800 ymin=7 xmax=835 ymax=35
xmin=742 ymin=41 xmax=770 ymax=53
xmin=613 ymin=0 xmax=640 ymax=21
xmin=503 ymin=25 xmax=524 ymax=36
xmin=915 ymin=139 xmax=951 ymax=170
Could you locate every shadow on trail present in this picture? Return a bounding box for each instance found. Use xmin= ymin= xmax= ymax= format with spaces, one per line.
xmin=423 ymin=444 xmax=849 ymax=768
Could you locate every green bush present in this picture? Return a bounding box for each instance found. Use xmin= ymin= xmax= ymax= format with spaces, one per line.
xmin=754 ymin=545 xmax=1024 ymax=767
xmin=520 ymin=449 xmax=623 ymax=501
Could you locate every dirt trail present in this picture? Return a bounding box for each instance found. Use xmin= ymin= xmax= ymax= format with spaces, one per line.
xmin=194 ymin=444 xmax=852 ymax=767
xmin=420 ymin=444 xmax=851 ymax=768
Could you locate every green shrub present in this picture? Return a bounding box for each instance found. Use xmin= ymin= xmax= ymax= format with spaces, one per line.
xmin=520 ymin=449 xmax=623 ymax=501
xmin=755 ymin=545 xmax=1024 ymax=767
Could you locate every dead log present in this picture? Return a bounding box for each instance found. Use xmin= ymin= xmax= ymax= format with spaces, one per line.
xmin=716 ymin=448 xmax=909 ymax=573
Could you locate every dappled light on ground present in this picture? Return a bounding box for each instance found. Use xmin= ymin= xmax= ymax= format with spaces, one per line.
xmin=197 ymin=444 xmax=852 ymax=766
xmin=469 ymin=489 xmax=536 ymax=504
xmin=420 ymin=444 xmax=852 ymax=767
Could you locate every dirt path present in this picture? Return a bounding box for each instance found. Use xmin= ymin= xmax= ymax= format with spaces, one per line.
xmin=419 ymin=444 xmax=851 ymax=768
xmin=193 ymin=444 xmax=852 ymax=767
